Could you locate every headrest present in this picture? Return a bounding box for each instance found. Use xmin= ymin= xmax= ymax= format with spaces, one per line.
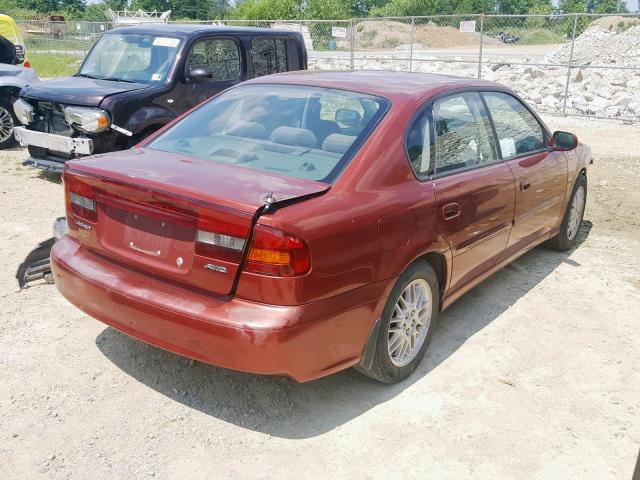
xmin=322 ymin=133 xmax=356 ymax=154
xmin=226 ymin=121 xmax=269 ymax=140
xmin=335 ymin=109 xmax=362 ymax=127
xmin=270 ymin=126 xmax=318 ymax=148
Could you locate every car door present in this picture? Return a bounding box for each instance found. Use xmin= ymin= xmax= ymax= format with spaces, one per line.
xmin=482 ymin=91 xmax=568 ymax=255
xmin=181 ymin=36 xmax=244 ymax=110
xmin=429 ymin=92 xmax=516 ymax=293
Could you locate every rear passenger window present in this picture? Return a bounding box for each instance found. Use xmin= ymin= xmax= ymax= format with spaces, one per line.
xmin=187 ymin=38 xmax=240 ymax=81
xmin=251 ymin=37 xmax=288 ymax=77
xmin=434 ymin=93 xmax=497 ymax=174
xmin=405 ymin=110 xmax=434 ymax=179
xmin=482 ymin=92 xmax=545 ymax=158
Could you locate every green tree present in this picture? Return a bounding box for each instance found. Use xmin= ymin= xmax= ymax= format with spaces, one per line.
xmin=589 ymin=0 xmax=627 ymax=13
xmin=558 ymin=0 xmax=585 ymax=12
xmin=525 ymin=2 xmax=553 ymax=28
xmin=369 ymin=0 xmax=439 ymax=17
xmin=233 ymin=0 xmax=302 ymax=20
xmin=304 ymin=0 xmax=353 ymax=19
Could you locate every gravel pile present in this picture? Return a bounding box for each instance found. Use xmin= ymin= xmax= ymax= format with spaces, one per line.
xmin=310 ymin=25 xmax=640 ymax=119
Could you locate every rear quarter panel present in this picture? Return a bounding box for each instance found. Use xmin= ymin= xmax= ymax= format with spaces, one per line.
xmin=235 ymin=100 xmax=450 ymax=306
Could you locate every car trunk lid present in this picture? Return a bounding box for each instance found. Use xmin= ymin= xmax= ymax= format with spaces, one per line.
xmin=64 ymin=148 xmax=329 ymax=296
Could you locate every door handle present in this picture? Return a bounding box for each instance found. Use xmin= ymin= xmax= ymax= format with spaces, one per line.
xmin=442 ymin=202 xmax=461 ymax=220
xmin=520 ymin=180 xmax=531 ymax=191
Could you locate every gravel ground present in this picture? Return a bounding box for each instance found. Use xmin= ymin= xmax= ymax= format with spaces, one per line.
xmin=1 ymin=115 xmax=639 ymax=479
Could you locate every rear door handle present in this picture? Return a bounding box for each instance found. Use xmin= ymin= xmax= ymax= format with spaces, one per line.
xmin=442 ymin=202 xmax=461 ymax=220
xmin=520 ymin=180 xmax=531 ymax=191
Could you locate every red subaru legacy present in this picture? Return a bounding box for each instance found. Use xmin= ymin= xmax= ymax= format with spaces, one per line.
xmin=51 ymin=71 xmax=591 ymax=383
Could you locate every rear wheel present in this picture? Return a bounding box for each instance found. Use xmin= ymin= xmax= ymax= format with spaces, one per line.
xmin=0 ymin=96 xmax=16 ymax=149
xmin=549 ymin=174 xmax=587 ymax=251
xmin=356 ymin=261 xmax=439 ymax=383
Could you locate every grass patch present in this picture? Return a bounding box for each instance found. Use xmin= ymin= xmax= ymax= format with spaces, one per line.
xmin=27 ymin=53 xmax=83 ymax=78
xmin=517 ymin=29 xmax=566 ymax=45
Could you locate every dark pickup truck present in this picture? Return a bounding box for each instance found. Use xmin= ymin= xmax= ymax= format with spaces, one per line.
xmin=13 ymin=24 xmax=307 ymax=172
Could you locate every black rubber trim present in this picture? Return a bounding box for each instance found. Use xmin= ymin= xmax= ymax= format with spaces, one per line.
xmin=357 ymin=317 xmax=382 ymax=371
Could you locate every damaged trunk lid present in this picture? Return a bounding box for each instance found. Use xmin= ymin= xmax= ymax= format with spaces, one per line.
xmin=63 ymin=148 xmax=329 ymax=296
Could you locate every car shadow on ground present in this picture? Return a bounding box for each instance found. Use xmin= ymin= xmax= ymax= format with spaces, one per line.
xmin=95 ymin=221 xmax=592 ymax=440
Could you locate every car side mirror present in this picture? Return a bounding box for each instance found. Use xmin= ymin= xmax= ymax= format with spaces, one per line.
xmin=551 ymin=131 xmax=578 ymax=151
xmin=188 ymin=67 xmax=214 ymax=83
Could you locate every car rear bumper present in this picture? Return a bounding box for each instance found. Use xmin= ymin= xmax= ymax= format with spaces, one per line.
xmin=14 ymin=126 xmax=93 ymax=155
xmin=51 ymin=236 xmax=390 ymax=382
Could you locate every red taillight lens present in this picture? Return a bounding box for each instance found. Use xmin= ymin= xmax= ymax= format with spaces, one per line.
xmin=246 ymin=225 xmax=310 ymax=277
xmin=64 ymin=173 xmax=97 ymax=222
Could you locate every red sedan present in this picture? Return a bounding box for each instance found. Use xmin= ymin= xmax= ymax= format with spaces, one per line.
xmin=51 ymin=71 xmax=591 ymax=383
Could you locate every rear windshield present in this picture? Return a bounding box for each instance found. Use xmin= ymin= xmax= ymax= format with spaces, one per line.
xmin=149 ymin=84 xmax=390 ymax=183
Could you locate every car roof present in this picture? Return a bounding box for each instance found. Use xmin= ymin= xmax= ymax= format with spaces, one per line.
xmin=245 ymin=70 xmax=505 ymax=103
xmin=106 ymin=23 xmax=301 ymax=38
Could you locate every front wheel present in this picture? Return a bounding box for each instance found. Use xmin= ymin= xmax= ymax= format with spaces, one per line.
xmin=549 ymin=174 xmax=587 ymax=251
xmin=0 ymin=97 xmax=17 ymax=149
xmin=356 ymin=261 xmax=439 ymax=383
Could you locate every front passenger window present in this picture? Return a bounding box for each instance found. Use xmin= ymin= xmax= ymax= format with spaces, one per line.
xmin=434 ymin=93 xmax=497 ymax=174
xmin=482 ymin=92 xmax=545 ymax=158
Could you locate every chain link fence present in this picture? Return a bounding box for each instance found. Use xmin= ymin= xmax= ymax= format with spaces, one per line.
xmin=14 ymin=13 xmax=640 ymax=122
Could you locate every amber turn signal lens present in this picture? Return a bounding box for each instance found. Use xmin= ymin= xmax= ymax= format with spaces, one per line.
xmin=248 ymin=248 xmax=291 ymax=265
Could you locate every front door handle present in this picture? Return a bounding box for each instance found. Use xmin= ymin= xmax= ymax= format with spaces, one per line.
xmin=442 ymin=202 xmax=461 ymax=220
xmin=520 ymin=179 xmax=531 ymax=191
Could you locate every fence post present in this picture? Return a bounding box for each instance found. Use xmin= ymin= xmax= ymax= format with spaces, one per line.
xmin=477 ymin=15 xmax=484 ymax=79
xmin=350 ymin=18 xmax=355 ymax=70
xmin=409 ymin=17 xmax=415 ymax=73
xmin=562 ymin=14 xmax=579 ymax=115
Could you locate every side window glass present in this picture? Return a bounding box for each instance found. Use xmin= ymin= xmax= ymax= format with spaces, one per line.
xmin=434 ymin=92 xmax=497 ymax=174
xmin=187 ymin=38 xmax=240 ymax=81
xmin=483 ymin=92 xmax=545 ymax=158
xmin=405 ymin=109 xmax=433 ymax=178
xmin=251 ymin=37 xmax=288 ymax=77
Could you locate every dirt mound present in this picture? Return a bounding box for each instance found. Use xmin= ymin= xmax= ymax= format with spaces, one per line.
xmin=353 ymin=20 xmax=486 ymax=50
xmin=415 ymin=21 xmax=483 ymax=48
xmin=589 ymin=15 xmax=640 ymax=32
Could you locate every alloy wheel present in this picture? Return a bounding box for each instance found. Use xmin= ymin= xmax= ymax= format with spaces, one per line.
xmin=388 ymin=279 xmax=432 ymax=367
xmin=0 ymin=106 xmax=14 ymax=143
xmin=567 ymin=185 xmax=585 ymax=241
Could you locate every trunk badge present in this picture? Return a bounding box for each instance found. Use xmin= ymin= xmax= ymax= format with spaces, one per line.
xmin=204 ymin=264 xmax=227 ymax=274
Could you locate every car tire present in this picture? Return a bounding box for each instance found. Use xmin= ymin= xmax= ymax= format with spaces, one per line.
xmin=356 ymin=260 xmax=439 ymax=384
xmin=549 ymin=174 xmax=587 ymax=251
xmin=0 ymin=96 xmax=17 ymax=149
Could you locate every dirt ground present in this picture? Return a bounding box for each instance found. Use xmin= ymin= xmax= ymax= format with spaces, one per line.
xmin=1 ymin=115 xmax=639 ymax=479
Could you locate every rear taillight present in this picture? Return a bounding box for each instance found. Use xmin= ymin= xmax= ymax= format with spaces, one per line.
xmin=64 ymin=173 xmax=97 ymax=222
xmin=246 ymin=225 xmax=310 ymax=277
xmin=195 ymin=229 xmax=245 ymax=263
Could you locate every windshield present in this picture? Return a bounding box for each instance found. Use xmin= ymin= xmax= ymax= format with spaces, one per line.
xmin=149 ymin=84 xmax=390 ymax=182
xmin=78 ymin=33 xmax=181 ymax=84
